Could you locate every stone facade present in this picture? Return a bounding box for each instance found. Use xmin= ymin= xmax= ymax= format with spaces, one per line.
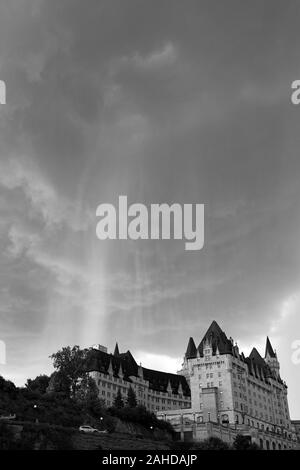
xmin=157 ymin=320 xmax=298 ymax=449
xmin=291 ymin=420 xmax=300 ymax=445
xmin=87 ymin=344 xmax=191 ymax=412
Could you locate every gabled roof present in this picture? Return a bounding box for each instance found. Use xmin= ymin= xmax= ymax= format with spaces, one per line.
xmin=265 ymin=337 xmax=276 ymax=358
xmin=197 ymin=320 xmax=234 ymax=356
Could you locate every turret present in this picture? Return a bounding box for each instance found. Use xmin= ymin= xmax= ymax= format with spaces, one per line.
xmin=185 ymin=337 xmax=197 ymax=359
xmin=114 ymin=342 xmax=120 ymax=356
xmin=265 ymin=337 xmax=280 ymax=378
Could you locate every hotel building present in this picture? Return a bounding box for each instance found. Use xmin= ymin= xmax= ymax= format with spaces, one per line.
xmin=87 ymin=343 xmax=191 ymax=412
xmin=87 ymin=321 xmax=297 ymax=449
xmin=157 ymin=320 xmax=297 ymax=449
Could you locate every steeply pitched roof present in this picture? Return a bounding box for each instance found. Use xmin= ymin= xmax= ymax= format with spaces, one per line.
xmin=142 ymin=367 xmax=190 ymax=396
xmin=85 ymin=347 xmax=190 ymax=396
xmin=249 ymin=347 xmax=266 ymax=368
xmin=114 ymin=342 xmax=120 ymax=356
xmin=185 ymin=337 xmax=197 ymax=359
xmin=197 ymin=320 xmax=234 ymax=356
xmin=246 ymin=347 xmax=281 ymax=383
xmin=265 ymin=337 xmax=276 ymax=358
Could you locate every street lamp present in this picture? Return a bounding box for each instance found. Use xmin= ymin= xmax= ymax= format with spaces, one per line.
xmin=33 ymin=404 xmax=39 ymax=424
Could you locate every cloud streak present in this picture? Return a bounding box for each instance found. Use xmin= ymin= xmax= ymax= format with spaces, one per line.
xmin=0 ymin=0 xmax=300 ymax=418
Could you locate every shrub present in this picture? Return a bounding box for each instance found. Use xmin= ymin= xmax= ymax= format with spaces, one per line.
xmin=192 ymin=437 xmax=230 ymax=450
xmin=232 ymin=434 xmax=260 ymax=450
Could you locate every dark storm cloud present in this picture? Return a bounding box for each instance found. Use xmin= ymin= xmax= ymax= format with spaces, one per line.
xmin=1 ymin=0 xmax=300 ymax=416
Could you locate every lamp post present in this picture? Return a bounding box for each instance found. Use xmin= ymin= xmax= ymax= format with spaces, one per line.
xmin=33 ymin=404 xmax=39 ymax=424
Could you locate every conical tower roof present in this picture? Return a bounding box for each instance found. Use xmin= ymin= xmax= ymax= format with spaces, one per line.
xmin=114 ymin=342 xmax=120 ymax=356
xmin=185 ymin=337 xmax=197 ymax=359
xmin=265 ymin=337 xmax=276 ymax=358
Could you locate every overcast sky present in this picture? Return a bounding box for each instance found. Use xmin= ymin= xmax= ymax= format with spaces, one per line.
xmin=0 ymin=0 xmax=300 ymax=418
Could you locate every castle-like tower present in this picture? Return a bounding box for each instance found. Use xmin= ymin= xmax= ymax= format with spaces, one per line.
xmin=157 ymin=321 xmax=296 ymax=449
xmin=265 ymin=336 xmax=280 ymax=378
xmin=178 ymin=321 xmax=291 ymax=430
xmin=87 ymin=321 xmax=296 ymax=449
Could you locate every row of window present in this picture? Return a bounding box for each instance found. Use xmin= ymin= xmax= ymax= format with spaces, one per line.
xmin=94 ymin=374 xmax=190 ymax=402
xmin=198 ymin=372 xmax=222 ymax=379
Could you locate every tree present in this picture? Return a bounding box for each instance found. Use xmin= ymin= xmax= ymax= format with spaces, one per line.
xmin=75 ymin=375 xmax=105 ymax=418
xmin=232 ymin=434 xmax=260 ymax=450
xmin=47 ymin=371 xmax=71 ymax=397
xmin=0 ymin=376 xmax=17 ymax=396
xmin=113 ymin=389 xmax=124 ymax=409
xmin=50 ymin=346 xmax=88 ymax=397
xmin=127 ymin=386 xmax=137 ymax=408
xmin=25 ymin=375 xmax=50 ymax=395
xmin=75 ymin=375 xmax=99 ymax=403
xmin=0 ymin=376 xmax=18 ymax=415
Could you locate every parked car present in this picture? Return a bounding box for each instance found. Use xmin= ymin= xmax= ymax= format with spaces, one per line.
xmin=79 ymin=425 xmax=100 ymax=433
